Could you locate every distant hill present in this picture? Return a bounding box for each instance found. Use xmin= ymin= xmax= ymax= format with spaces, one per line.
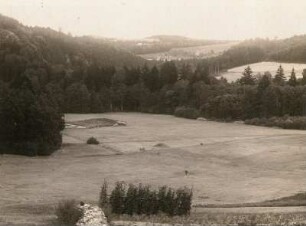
xmin=198 ymin=36 xmax=306 ymax=72
xmin=145 ymin=35 xmax=194 ymax=42
xmin=103 ymin=35 xmax=230 ymax=55
xmin=0 ymin=14 xmax=145 ymax=70
xmin=139 ymin=42 xmax=239 ymax=61
xmin=269 ymin=35 xmax=306 ymax=63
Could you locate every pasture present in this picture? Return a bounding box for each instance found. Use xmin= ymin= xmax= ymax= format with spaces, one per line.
xmin=1 ymin=113 xmax=306 ymax=225
xmin=138 ymin=42 xmax=238 ymax=61
xmin=220 ymin=61 xmax=306 ymax=82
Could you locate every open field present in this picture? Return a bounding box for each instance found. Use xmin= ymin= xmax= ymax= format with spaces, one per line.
xmin=138 ymin=42 xmax=238 ymax=61
xmin=220 ymin=61 xmax=306 ymax=82
xmin=1 ymin=113 xmax=306 ymax=225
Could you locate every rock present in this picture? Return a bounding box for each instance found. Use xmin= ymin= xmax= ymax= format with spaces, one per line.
xmin=113 ymin=121 xmax=127 ymax=126
xmin=76 ymin=203 xmax=108 ymax=226
xmin=197 ymin=117 xmax=207 ymax=121
xmin=117 ymin=121 xmax=127 ymax=126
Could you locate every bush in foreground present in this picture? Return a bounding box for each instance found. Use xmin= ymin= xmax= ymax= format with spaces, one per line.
xmin=55 ymin=199 xmax=83 ymax=226
xmin=174 ymin=106 xmax=200 ymax=119
xmin=106 ymin=181 xmax=192 ymax=216
xmin=87 ymin=137 xmax=99 ymax=145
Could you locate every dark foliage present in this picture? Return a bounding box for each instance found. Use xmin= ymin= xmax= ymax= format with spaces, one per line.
xmin=174 ymin=106 xmax=200 ymax=119
xmin=99 ymin=180 xmax=109 ymax=208
xmin=0 ymin=76 xmax=64 ymax=156
xmin=108 ymin=182 xmax=192 ymax=216
xmin=245 ymin=116 xmax=306 ymax=130
xmin=55 ymin=199 xmax=83 ymax=226
xmin=86 ymin=137 xmax=100 ymax=145
xmin=1 ymin=14 xmax=306 ymax=139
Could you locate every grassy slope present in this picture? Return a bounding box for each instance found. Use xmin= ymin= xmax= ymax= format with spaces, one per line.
xmin=1 ymin=113 xmax=306 ymax=225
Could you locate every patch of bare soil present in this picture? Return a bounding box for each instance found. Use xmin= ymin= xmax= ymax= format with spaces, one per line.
xmin=66 ymin=118 xmax=126 ymax=129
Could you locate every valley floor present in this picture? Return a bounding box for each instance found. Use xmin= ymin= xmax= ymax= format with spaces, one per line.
xmin=1 ymin=113 xmax=306 ymax=225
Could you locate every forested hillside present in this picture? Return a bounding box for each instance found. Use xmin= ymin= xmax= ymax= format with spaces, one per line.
xmin=103 ymin=35 xmax=225 ymax=55
xmin=0 ymin=14 xmax=145 ymax=71
xmin=202 ymin=36 xmax=306 ymax=71
xmin=1 ymin=15 xmax=306 ymax=156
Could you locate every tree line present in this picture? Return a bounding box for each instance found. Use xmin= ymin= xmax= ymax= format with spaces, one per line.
xmin=39 ymin=61 xmax=306 ymax=120
xmin=99 ymin=181 xmax=193 ymax=216
xmin=1 ymin=57 xmax=306 ymax=156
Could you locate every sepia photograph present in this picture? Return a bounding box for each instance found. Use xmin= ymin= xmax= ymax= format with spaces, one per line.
xmin=0 ymin=0 xmax=306 ymax=225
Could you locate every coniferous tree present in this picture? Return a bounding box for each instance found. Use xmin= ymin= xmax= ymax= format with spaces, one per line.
xmin=157 ymin=186 xmax=168 ymax=214
xmin=180 ymin=63 xmax=193 ymax=80
xmin=135 ymin=183 xmax=146 ymax=215
xmin=110 ymin=182 xmax=126 ymax=214
xmin=301 ymin=69 xmax=306 ymax=85
xmin=142 ymin=66 xmax=161 ymax=92
xmin=273 ymin=65 xmax=286 ymax=85
xmin=160 ymin=61 xmax=178 ymax=85
xmin=257 ymin=72 xmax=271 ymax=93
xmin=288 ymin=68 xmax=297 ymax=86
xmin=175 ymin=187 xmax=193 ymax=216
xmin=99 ymin=180 xmax=109 ymax=209
xmin=124 ymin=184 xmax=137 ymax=215
xmin=149 ymin=190 xmax=159 ymax=215
xmin=142 ymin=185 xmax=152 ymax=215
xmin=165 ymin=188 xmax=176 ymax=216
xmin=239 ymin=66 xmax=255 ymax=85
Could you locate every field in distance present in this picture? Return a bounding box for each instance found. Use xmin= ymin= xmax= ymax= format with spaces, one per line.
xmin=220 ymin=61 xmax=306 ymax=82
xmin=1 ymin=113 xmax=306 ymax=224
xmin=138 ymin=42 xmax=238 ymax=61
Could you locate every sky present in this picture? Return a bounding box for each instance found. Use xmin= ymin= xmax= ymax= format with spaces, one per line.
xmin=1 ymin=0 xmax=306 ymax=40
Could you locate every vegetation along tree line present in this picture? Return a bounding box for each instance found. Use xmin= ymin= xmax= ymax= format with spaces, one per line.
xmin=1 ymin=53 xmax=306 ymax=155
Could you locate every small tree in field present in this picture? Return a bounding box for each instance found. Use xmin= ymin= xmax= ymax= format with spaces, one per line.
xmin=175 ymin=187 xmax=193 ymax=216
xmin=157 ymin=186 xmax=168 ymax=214
xmin=99 ymin=180 xmax=109 ymax=208
xmin=288 ymin=68 xmax=297 ymax=86
xmin=124 ymin=183 xmax=138 ymax=215
xmin=87 ymin=137 xmax=99 ymax=144
xmin=165 ymin=187 xmax=176 ymax=216
xmin=110 ymin=181 xmax=126 ymax=214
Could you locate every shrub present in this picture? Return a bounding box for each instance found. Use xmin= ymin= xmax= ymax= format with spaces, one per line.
xmin=86 ymin=137 xmax=99 ymax=145
xmin=174 ymin=106 xmax=200 ymax=119
xmin=107 ymin=182 xmax=192 ymax=216
xmin=110 ymin=181 xmax=126 ymax=214
xmin=99 ymin=180 xmax=109 ymax=208
xmin=245 ymin=116 xmax=306 ymax=130
xmin=55 ymin=199 xmax=83 ymax=226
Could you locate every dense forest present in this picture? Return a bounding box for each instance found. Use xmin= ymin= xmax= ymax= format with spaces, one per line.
xmin=1 ymin=14 xmax=306 ymax=155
